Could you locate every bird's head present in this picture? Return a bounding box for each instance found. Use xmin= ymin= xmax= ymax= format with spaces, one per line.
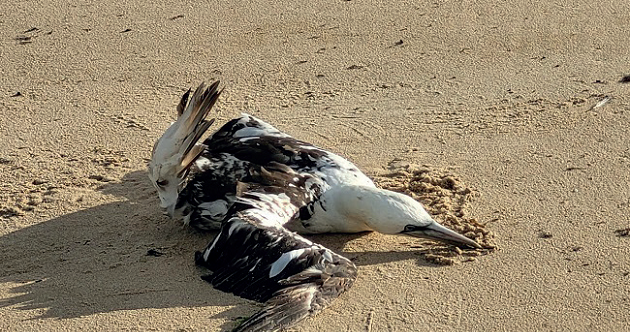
xmin=334 ymin=186 xmax=482 ymax=249
xmin=380 ymin=190 xmax=481 ymax=248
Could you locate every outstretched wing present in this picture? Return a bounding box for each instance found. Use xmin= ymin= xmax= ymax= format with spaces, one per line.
xmin=195 ymin=163 xmax=357 ymax=332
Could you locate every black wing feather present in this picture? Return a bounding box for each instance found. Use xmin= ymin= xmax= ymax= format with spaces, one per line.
xmin=203 ymin=115 xmax=330 ymax=171
xmin=195 ymin=165 xmax=357 ymax=332
xmin=176 ymin=110 xmax=341 ymax=232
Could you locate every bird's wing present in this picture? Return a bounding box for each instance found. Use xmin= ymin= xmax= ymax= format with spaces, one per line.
xmin=178 ymin=115 xmax=336 ymax=231
xmin=174 ymin=152 xmax=251 ymax=231
xmin=195 ymin=163 xmax=357 ymax=332
xmin=173 ymin=173 xmax=235 ymax=231
xmin=151 ymin=81 xmax=221 ymax=179
xmin=176 ymin=113 xmax=332 ymax=231
xmin=203 ymin=114 xmax=336 ymax=171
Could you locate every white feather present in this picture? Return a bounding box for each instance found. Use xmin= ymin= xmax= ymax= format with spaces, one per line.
xmin=269 ymin=248 xmax=307 ymax=278
xmin=198 ymin=200 xmax=229 ymax=217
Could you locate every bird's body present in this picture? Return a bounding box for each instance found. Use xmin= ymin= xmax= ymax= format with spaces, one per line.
xmin=172 ymin=112 xmax=376 ymax=233
xmin=148 ymin=81 xmax=481 ymax=331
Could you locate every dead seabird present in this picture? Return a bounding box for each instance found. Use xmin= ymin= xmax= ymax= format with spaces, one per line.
xmin=148 ymin=81 xmax=480 ymax=249
xmin=147 ymin=81 xmax=481 ymax=331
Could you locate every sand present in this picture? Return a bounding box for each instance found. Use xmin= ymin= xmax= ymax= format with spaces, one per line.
xmin=1 ymin=0 xmax=630 ymax=331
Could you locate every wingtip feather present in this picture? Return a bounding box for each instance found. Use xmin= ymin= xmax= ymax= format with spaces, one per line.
xmin=161 ymin=80 xmax=223 ymax=178
xmin=176 ymin=88 xmax=192 ymax=117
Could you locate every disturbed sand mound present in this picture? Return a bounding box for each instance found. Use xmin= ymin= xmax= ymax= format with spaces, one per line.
xmin=373 ymin=160 xmax=496 ymax=265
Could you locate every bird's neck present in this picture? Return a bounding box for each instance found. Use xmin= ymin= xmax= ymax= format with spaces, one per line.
xmin=317 ymin=185 xmax=433 ymax=234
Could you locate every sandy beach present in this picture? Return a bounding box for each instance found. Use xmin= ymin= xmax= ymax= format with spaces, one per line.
xmin=1 ymin=0 xmax=629 ymax=331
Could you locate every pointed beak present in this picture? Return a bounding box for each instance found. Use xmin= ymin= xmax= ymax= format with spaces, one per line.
xmin=403 ymin=221 xmax=482 ymax=249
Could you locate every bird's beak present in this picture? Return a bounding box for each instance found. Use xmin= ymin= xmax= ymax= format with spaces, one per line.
xmin=403 ymin=222 xmax=482 ymax=249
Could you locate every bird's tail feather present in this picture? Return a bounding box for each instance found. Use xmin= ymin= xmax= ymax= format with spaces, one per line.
xmin=167 ymin=81 xmax=222 ymax=177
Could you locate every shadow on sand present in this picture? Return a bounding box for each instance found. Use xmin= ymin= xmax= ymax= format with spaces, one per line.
xmin=0 ymin=170 xmax=441 ymax=330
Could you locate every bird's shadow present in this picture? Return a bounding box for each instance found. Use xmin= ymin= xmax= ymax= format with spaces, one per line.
xmin=0 ymin=170 xmax=247 ymax=330
xmin=310 ymin=233 xmax=460 ymax=268
xmin=0 ymin=170 xmax=448 ymax=330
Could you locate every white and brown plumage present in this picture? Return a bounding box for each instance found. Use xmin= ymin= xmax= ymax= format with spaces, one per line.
xmin=148 ymin=81 xmax=480 ymax=331
xmin=195 ymin=163 xmax=356 ymax=331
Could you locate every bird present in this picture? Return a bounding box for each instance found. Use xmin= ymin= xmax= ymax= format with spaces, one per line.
xmin=148 ymin=81 xmax=481 ymax=331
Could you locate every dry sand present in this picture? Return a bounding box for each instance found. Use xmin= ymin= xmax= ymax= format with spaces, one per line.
xmin=1 ymin=0 xmax=630 ymax=331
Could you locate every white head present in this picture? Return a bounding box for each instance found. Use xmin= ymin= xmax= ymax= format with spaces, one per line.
xmin=331 ymin=186 xmax=481 ymax=248
xmin=148 ymin=82 xmax=222 ymax=212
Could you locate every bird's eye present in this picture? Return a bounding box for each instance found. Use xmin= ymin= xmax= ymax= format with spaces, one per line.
xmin=156 ymin=179 xmax=169 ymax=187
